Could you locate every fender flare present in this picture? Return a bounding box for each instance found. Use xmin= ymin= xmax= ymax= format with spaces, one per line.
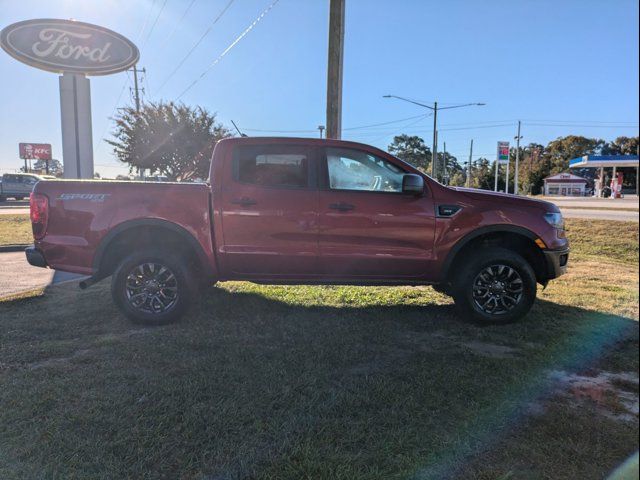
xmin=440 ymin=224 xmax=540 ymax=281
xmin=92 ymin=218 xmax=214 ymax=278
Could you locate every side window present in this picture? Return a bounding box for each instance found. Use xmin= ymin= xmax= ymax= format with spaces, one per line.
xmin=234 ymin=145 xmax=310 ymax=188
xmin=24 ymin=176 xmax=38 ymax=185
xmin=325 ymin=148 xmax=405 ymax=193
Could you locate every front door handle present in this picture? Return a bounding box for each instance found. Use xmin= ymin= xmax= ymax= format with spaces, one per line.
xmin=232 ymin=197 xmax=257 ymax=207
xmin=329 ymin=202 xmax=355 ymax=212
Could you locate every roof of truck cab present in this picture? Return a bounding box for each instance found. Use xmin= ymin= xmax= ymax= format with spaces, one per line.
xmin=217 ymin=136 xmax=389 ymax=152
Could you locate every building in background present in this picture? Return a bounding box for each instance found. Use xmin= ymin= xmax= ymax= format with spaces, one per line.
xmin=543 ymin=173 xmax=588 ymax=196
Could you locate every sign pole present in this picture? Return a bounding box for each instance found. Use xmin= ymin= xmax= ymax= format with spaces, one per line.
xmin=496 ymin=141 xmax=510 ymax=192
xmin=59 ymin=73 xmax=94 ymax=179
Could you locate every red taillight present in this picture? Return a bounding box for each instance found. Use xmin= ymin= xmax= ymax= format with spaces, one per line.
xmin=30 ymin=193 xmax=49 ymax=240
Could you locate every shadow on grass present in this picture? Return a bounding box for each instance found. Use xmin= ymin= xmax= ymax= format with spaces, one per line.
xmin=0 ymin=282 xmax=638 ymax=480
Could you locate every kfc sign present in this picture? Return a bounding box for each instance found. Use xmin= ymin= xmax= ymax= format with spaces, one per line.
xmin=1 ymin=19 xmax=139 ymax=75
xmin=19 ymin=143 xmax=52 ymax=160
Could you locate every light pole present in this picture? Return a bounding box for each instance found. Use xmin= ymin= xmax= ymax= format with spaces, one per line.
xmin=383 ymin=95 xmax=485 ymax=181
xmin=513 ymin=120 xmax=522 ymax=195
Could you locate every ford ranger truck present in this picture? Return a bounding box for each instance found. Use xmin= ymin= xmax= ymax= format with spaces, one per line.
xmin=25 ymin=137 xmax=569 ymax=325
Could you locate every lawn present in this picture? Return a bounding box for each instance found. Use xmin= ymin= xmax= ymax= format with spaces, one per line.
xmin=0 ymin=219 xmax=638 ymax=479
xmin=0 ymin=214 xmax=32 ymax=246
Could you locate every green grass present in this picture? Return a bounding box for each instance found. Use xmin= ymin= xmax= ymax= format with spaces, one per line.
xmin=0 ymin=214 xmax=31 ymax=246
xmin=565 ymin=219 xmax=638 ymax=264
xmin=0 ymin=219 xmax=637 ymax=479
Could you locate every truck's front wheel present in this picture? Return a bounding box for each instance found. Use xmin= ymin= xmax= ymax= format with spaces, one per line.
xmin=452 ymin=247 xmax=537 ymax=325
xmin=111 ymin=249 xmax=194 ymax=325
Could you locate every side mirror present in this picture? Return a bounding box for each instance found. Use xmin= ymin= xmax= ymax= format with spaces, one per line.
xmin=402 ymin=174 xmax=424 ymax=195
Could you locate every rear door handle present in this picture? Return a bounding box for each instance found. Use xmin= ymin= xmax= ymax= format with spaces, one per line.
xmin=232 ymin=197 xmax=257 ymax=207
xmin=329 ymin=202 xmax=355 ymax=212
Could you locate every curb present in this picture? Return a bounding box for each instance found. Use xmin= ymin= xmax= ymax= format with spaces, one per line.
xmin=0 ymin=244 xmax=30 ymax=253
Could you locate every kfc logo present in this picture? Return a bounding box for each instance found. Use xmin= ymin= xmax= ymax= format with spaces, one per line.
xmin=19 ymin=142 xmax=52 ymax=160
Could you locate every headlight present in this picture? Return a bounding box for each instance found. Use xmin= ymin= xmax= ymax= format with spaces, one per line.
xmin=544 ymin=212 xmax=564 ymax=230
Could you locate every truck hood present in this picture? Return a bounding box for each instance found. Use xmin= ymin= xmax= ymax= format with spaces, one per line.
xmin=452 ymin=187 xmax=560 ymax=212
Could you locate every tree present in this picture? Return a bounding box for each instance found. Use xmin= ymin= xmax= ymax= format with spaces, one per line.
xmin=468 ymin=158 xmax=494 ymax=190
xmin=436 ymin=151 xmax=463 ymax=184
xmin=31 ymin=158 xmax=63 ymax=176
xmin=543 ymin=135 xmax=604 ymax=174
xmin=107 ymin=101 xmax=232 ymax=181
xmin=602 ymin=136 xmax=639 ymax=155
xmin=388 ymin=134 xmax=432 ymax=172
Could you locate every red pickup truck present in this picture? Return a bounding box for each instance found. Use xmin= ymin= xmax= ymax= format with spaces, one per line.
xmin=26 ymin=137 xmax=569 ymax=325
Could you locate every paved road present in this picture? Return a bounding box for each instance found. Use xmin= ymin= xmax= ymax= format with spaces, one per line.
xmin=560 ymin=208 xmax=639 ymax=222
xmin=543 ymin=196 xmax=639 ymax=210
xmin=0 ymin=252 xmax=85 ymax=298
xmin=0 ymin=207 xmax=29 ymax=215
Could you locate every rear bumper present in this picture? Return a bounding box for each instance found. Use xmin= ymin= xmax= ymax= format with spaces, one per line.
xmin=543 ymin=247 xmax=569 ymax=280
xmin=25 ymin=246 xmax=48 ymax=268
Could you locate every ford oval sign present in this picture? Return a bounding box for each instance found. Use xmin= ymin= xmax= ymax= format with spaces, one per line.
xmin=1 ymin=19 xmax=139 ymax=76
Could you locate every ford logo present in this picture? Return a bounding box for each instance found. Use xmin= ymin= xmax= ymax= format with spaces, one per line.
xmin=1 ymin=18 xmax=139 ymax=76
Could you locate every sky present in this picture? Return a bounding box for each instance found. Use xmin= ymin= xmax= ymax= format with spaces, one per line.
xmin=1 ymin=0 xmax=638 ymax=177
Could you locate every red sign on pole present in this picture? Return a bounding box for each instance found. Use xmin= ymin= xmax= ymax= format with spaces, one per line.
xmin=19 ymin=143 xmax=51 ymax=160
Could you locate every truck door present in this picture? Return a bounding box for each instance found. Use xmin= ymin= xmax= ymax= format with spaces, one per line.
xmin=317 ymin=147 xmax=436 ymax=279
xmin=218 ymin=143 xmax=319 ymax=277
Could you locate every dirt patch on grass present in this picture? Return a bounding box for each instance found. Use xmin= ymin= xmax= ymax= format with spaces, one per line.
xmin=549 ymin=370 xmax=639 ymax=423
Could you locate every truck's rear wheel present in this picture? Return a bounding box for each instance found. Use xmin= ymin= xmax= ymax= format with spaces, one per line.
xmin=452 ymin=247 xmax=537 ymax=325
xmin=111 ymin=249 xmax=193 ymax=325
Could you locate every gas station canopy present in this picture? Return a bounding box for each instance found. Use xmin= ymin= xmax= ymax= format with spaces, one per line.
xmin=569 ymin=155 xmax=639 ymax=169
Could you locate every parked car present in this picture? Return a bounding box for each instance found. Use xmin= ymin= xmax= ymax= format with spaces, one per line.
xmin=26 ymin=137 xmax=569 ymax=325
xmin=0 ymin=173 xmax=54 ymax=201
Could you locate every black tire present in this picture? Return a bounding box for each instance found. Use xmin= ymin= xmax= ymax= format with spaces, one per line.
xmin=111 ymin=249 xmax=195 ymax=325
xmin=452 ymin=247 xmax=537 ymax=325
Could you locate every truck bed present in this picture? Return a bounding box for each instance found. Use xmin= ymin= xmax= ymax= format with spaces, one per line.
xmin=32 ymin=180 xmax=214 ymax=275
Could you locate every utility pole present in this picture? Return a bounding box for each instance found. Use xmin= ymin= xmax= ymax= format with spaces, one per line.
xmin=494 ymin=158 xmax=499 ymax=192
xmin=130 ymin=66 xmax=145 ymax=180
xmin=467 ymin=139 xmax=473 ymax=188
xmin=442 ymin=141 xmax=447 ymax=184
xmin=318 ymin=125 xmax=325 ymax=138
xmin=383 ymin=95 xmax=484 ymax=180
xmin=505 ymin=147 xmax=511 ymax=194
xmin=130 ymin=66 xmax=145 ymax=113
xmin=326 ymin=0 xmax=345 ymax=139
xmin=432 ymin=102 xmax=437 ymax=178
xmin=514 ymin=120 xmax=522 ymax=195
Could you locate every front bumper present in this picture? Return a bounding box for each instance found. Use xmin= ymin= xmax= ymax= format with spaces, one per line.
xmin=543 ymin=247 xmax=569 ymax=280
xmin=25 ymin=246 xmax=48 ymax=268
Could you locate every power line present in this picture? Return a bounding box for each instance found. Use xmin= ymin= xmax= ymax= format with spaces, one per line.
xmin=158 ymin=0 xmax=198 ymax=51
xmin=176 ymin=0 xmax=280 ymax=100
xmin=243 ymin=113 xmax=432 ymax=133
xmin=97 ymin=0 xmax=157 ymax=152
xmin=140 ymin=0 xmax=169 ymax=51
xmin=156 ymin=0 xmax=236 ymax=94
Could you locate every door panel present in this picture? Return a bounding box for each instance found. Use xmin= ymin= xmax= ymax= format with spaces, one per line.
xmin=318 ymin=148 xmax=436 ymax=278
xmin=219 ymin=144 xmax=319 ymax=276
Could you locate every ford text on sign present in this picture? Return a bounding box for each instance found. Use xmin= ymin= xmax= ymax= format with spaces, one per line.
xmin=1 ymin=19 xmax=139 ymax=75
xmin=19 ymin=143 xmax=52 ymax=160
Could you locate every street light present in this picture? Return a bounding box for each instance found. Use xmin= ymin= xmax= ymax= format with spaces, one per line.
xmin=383 ymin=95 xmax=485 ymax=180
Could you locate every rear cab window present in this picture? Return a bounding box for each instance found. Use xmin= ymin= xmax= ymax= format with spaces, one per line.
xmin=232 ymin=144 xmax=315 ymax=189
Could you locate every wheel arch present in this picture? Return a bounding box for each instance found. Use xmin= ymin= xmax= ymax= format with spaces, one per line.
xmin=441 ymin=225 xmax=548 ymax=284
xmin=93 ymin=218 xmax=214 ymax=281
